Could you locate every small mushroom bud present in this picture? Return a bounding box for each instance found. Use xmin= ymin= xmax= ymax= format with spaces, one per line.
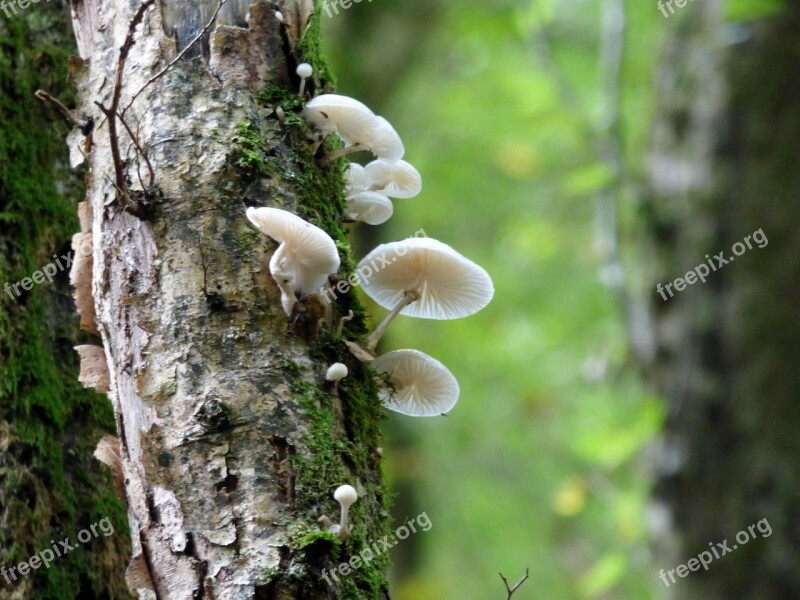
xmin=296 ymin=63 xmax=313 ymax=97
xmin=331 ymin=484 xmax=358 ymax=540
xmin=326 ymin=363 xmax=348 ymax=382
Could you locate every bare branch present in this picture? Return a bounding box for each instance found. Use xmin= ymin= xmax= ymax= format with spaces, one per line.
xmin=35 ymin=90 xmax=83 ymax=128
xmin=499 ymin=568 xmax=530 ymax=599
xmin=96 ymin=0 xmax=155 ymax=199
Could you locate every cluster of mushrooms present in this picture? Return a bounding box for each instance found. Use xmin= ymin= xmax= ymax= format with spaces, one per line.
xmin=246 ymin=64 xmax=494 ymax=420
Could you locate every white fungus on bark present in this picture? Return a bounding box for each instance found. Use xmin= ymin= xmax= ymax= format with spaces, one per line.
xmin=303 ymin=94 xmax=405 ymax=162
xmin=372 ymin=349 xmax=460 ymax=416
xmin=364 ymin=158 xmax=422 ymax=198
xmin=325 ymin=362 xmax=349 ymax=381
xmin=303 ymin=94 xmax=375 ymax=138
xmin=344 ymin=162 xmax=368 ymax=194
xmin=357 ymin=237 xmax=495 ymax=350
xmin=246 ymin=207 xmax=340 ymax=315
xmin=330 ymin=484 xmax=358 ymax=540
xmin=345 ymin=190 xmax=394 ymax=225
xmin=296 ymin=62 xmax=313 ymax=96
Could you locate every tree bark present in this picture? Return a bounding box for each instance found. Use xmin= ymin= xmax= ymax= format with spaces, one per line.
xmin=0 ymin=2 xmax=130 ymax=598
xmin=641 ymin=2 xmax=800 ymax=598
xmin=67 ymin=0 xmax=390 ymax=597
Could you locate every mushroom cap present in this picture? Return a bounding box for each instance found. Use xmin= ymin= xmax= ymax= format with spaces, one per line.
xmin=344 ymin=163 xmax=368 ymax=194
xmin=361 ymin=116 xmax=404 ymax=161
xmin=346 ymin=191 xmax=394 ymax=226
xmin=364 ymin=159 xmax=422 ymax=198
xmin=372 ymin=349 xmax=460 ymax=416
xmin=303 ymin=94 xmax=375 ymax=137
xmin=246 ymin=207 xmax=340 ymax=294
xmin=326 ymin=363 xmax=348 ymax=381
xmin=357 ymin=237 xmax=494 ymax=319
xmin=296 ymin=63 xmax=313 ymax=78
xmin=333 ymin=484 xmax=358 ymax=506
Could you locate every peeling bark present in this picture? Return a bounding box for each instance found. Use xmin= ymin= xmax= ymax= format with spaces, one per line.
xmin=76 ymin=344 xmax=111 ymax=393
xmin=68 ymin=0 xmax=390 ymax=597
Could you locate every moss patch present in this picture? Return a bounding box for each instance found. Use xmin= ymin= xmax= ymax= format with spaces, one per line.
xmin=0 ymin=9 xmax=130 ymax=600
xmin=226 ymin=5 xmax=393 ymax=594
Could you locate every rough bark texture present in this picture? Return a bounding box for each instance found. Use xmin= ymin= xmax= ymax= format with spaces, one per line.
xmin=641 ymin=1 xmax=800 ymax=597
xmin=67 ymin=0 xmax=390 ymax=597
xmin=0 ymin=2 xmax=130 ymax=598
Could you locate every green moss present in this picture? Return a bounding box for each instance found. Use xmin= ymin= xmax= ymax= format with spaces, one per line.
xmin=296 ymin=528 xmax=341 ymax=550
xmin=0 ymin=9 xmax=130 ymax=599
xmin=223 ymin=3 xmax=393 ymax=595
xmin=295 ymin=2 xmax=337 ymax=90
xmin=231 ymin=121 xmax=276 ymax=177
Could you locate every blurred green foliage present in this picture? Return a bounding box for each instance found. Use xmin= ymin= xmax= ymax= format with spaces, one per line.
xmin=321 ymin=0 xmax=781 ymax=597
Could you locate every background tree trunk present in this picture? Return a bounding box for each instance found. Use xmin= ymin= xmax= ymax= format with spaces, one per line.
xmin=67 ymin=0 xmax=390 ymax=597
xmin=0 ymin=2 xmax=130 ymax=598
xmin=641 ymin=2 xmax=800 ymax=597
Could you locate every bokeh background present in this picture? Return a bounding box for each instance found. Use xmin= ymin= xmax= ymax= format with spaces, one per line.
xmin=325 ymin=1 xmax=666 ymax=598
xmin=323 ymin=0 xmax=795 ymax=598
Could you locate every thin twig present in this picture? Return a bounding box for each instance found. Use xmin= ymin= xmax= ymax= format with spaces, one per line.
xmin=116 ymin=110 xmax=155 ymax=188
xmin=34 ymin=90 xmax=82 ymax=127
xmin=121 ymin=0 xmax=227 ymax=118
xmin=499 ymin=568 xmax=529 ymax=599
xmin=96 ymin=0 xmax=156 ymax=199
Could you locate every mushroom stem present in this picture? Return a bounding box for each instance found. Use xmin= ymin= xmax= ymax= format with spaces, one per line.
xmin=321 ymin=143 xmax=366 ymax=166
xmin=296 ymin=63 xmax=313 ymax=97
xmin=366 ymin=289 xmax=419 ymax=352
xmin=275 ymin=274 xmax=297 ymax=316
xmin=338 ymin=503 xmax=351 ymax=539
xmin=269 ymin=243 xmax=298 ymax=316
xmin=336 ymin=309 xmax=354 ymax=337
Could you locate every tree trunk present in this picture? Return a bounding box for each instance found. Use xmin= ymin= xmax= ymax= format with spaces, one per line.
xmin=0 ymin=2 xmax=130 ymax=598
xmin=67 ymin=0 xmax=390 ymax=597
xmin=641 ymin=2 xmax=800 ymax=598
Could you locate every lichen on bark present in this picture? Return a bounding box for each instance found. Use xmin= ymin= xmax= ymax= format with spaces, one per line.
xmin=66 ymin=0 xmax=392 ymax=597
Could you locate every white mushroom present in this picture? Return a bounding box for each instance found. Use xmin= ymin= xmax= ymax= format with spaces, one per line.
xmin=296 ymin=63 xmax=313 ymax=97
xmin=345 ymin=191 xmax=394 ymax=226
xmin=246 ymin=207 xmax=340 ymax=315
xmin=332 ymin=484 xmax=358 ymax=540
xmin=302 ymin=95 xmax=404 ymax=163
xmin=355 ymin=116 xmax=404 ymax=162
xmin=344 ymin=163 xmax=368 ymax=194
xmin=303 ymin=94 xmax=375 ymax=139
xmin=372 ymin=349 xmax=460 ymax=416
xmin=357 ymin=237 xmax=494 ymax=350
xmin=325 ymin=363 xmax=348 ymax=381
xmin=364 ymin=159 xmax=422 ymax=199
